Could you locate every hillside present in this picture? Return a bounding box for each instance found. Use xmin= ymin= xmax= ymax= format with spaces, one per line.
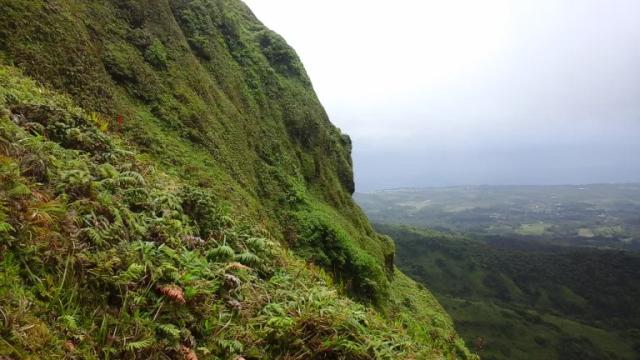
xmin=0 ymin=0 xmax=473 ymax=359
xmin=376 ymin=224 xmax=640 ymax=360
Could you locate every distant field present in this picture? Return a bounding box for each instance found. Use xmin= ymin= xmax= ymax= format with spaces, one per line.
xmin=355 ymin=184 xmax=640 ymax=249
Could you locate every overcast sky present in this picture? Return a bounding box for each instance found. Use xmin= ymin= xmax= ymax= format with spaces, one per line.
xmin=243 ymin=0 xmax=640 ymax=191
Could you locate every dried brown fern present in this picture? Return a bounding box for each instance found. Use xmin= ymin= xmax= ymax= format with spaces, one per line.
xmin=224 ymin=274 xmax=241 ymax=289
xmin=180 ymin=345 xmax=198 ymax=360
xmin=157 ymin=284 xmax=186 ymax=304
xmin=63 ymin=340 xmax=75 ymax=352
xmin=226 ymin=262 xmax=251 ymax=271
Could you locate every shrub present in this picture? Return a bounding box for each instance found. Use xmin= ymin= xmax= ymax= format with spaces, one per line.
xmin=292 ymin=209 xmax=389 ymax=303
xmin=180 ymin=186 xmax=227 ymax=239
xmin=144 ymin=39 xmax=168 ymax=69
xmin=256 ymin=30 xmax=305 ymax=79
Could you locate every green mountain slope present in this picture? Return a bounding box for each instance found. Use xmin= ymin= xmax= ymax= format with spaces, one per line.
xmin=376 ymin=224 xmax=640 ymax=360
xmin=0 ymin=0 xmax=473 ymax=358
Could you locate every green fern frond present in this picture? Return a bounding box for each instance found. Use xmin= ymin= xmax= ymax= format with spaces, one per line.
xmin=235 ymin=252 xmax=261 ymax=266
xmin=7 ymin=182 xmax=30 ymax=197
xmin=122 ymin=188 xmax=149 ymax=204
xmin=157 ymin=323 xmax=180 ymax=340
xmin=59 ymin=314 xmax=78 ymax=332
xmin=0 ymin=221 xmax=14 ymax=233
xmin=118 ymin=263 xmax=145 ymax=284
xmin=82 ymin=227 xmax=104 ymax=245
xmin=246 ymin=237 xmax=276 ymax=257
xmin=266 ymin=316 xmax=294 ymax=330
xmin=150 ymin=192 xmax=182 ymax=213
xmin=87 ymin=112 xmax=109 ymax=132
xmin=117 ymin=171 xmax=145 ymax=187
xmin=215 ymin=338 xmax=243 ymax=353
xmin=96 ymin=163 xmax=119 ymax=180
xmin=125 ymin=337 xmax=154 ymax=351
xmin=33 ymin=200 xmax=67 ymax=220
xmin=208 ymin=245 xmax=235 ymax=261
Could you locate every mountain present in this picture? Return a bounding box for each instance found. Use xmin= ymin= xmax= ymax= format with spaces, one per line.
xmin=0 ymin=0 xmax=474 ymax=358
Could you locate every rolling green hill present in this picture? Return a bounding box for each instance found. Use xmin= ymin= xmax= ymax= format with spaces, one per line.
xmin=376 ymin=224 xmax=640 ymax=360
xmin=0 ymin=0 xmax=473 ymax=358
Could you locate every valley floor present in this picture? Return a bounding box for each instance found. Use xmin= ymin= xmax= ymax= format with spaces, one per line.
xmin=374 ymin=224 xmax=640 ymax=360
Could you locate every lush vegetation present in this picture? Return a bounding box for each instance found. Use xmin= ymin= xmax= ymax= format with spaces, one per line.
xmin=376 ymin=224 xmax=640 ymax=360
xmin=356 ymin=185 xmax=640 ymax=250
xmin=0 ymin=0 xmax=474 ymax=358
xmin=0 ymin=0 xmax=398 ymax=303
xmin=358 ymin=186 xmax=640 ymax=359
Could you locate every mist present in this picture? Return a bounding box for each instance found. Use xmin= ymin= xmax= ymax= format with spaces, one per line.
xmin=243 ymin=0 xmax=640 ymax=192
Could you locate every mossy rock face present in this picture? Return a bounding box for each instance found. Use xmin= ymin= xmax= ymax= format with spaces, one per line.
xmin=0 ymin=1 xmax=475 ymax=358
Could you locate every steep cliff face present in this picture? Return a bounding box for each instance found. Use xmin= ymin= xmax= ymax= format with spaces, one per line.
xmin=1 ymin=0 xmax=395 ymax=299
xmin=0 ymin=0 xmax=474 ymax=358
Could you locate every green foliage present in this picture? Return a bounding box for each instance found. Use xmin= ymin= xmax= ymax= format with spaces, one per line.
xmin=144 ymin=39 xmax=168 ymax=69
xmin=0 ymin=65 xmax=474 ymax=359
xmin=156 ymin=323 xmax=180 ymax=340
xmin=180 ymin=186 xmax=227 ymax=239
xmin=379 ymin=224 xmax=640 ymax=359
xmin=292 ymin=207 xmax=390 ymax=304
xmin=208 ymin=245 xmax=235 ymax=261
xmin=256 ymin=30 xmax=307 ymax=80
xmin=124 ymin=337 xmax=154 ymax=352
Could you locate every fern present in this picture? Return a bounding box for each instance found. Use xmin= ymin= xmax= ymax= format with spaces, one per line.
xmin=157 ymin=323 xmax=181 ymax=340
xmin=266 ymin=316 xmax=294 ymax=332
xmin=7 ymin=182 xmax=30 ymax=197
xmin=150 ymin=191 xmax=182 ymax=213
xmin=245 ymin=237 xmax=268 ymax=253
xmin=57 ymin=169 xmax=93 ymax=198
xmin=0 ymin=221 xmax=14 ymax=234
xmin=28 ymin=200 xmax=67 ymax=226
xmin=59 ymin=314 xmax=78 ymax=332
xmin=208 ymin=245 xmax=235 ymax=262
xmin=82 ymin=227 xmax=105 ymax=246
xmin=333 ymin=339 xmax=366 ymax=356
xmin=125 ymin=337 xmax=154 ymax=351
xmin=262 ymin=302 xmax=286 ymax=316
xmin=117 ymin=171 xmax=145 ymax=187
xmin=215 ymin=338 xmax=244 ymax=354
xmin=121 ymin=187 xmax=149 ymax=204
xmin=87 ymin=112 xmax=109 ymax=132
xmin=158 ymin=244 xmax=179 ymax=260
xmin=117 ymin=263 xmax=145 ymax=284
xmin=234 ymin=252 xmax=261 ymax=267
xmin=96 ymin=163 xmax=119 ymax=179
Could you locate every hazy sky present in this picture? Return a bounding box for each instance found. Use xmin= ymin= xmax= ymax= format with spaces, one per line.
xmin=243 ymin=0 xmax=640 ymax=191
